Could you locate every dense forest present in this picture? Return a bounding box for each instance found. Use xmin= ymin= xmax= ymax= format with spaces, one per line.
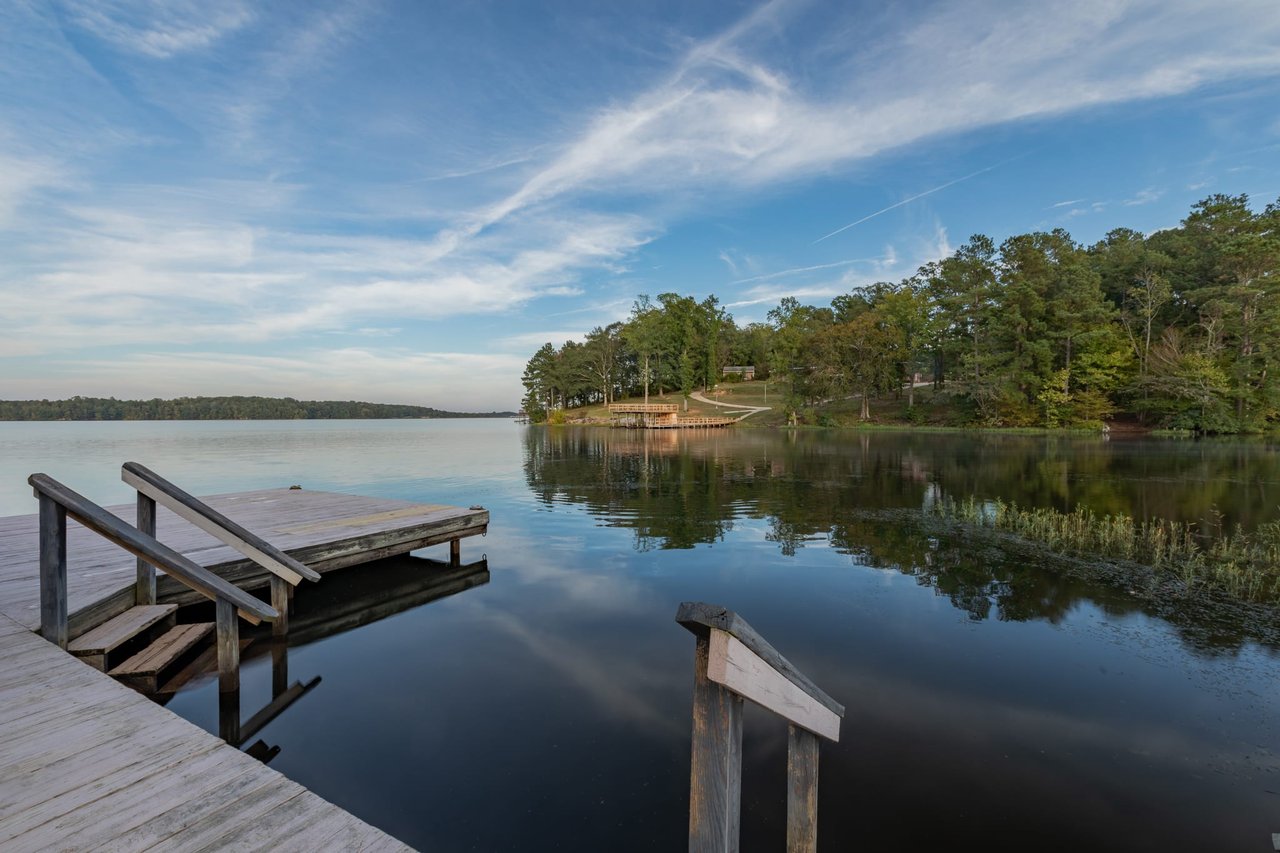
xmin=521 ymin=194 xmax=1280 ymax=433
xmin=0 ymin=396 xmax=515 ymax=421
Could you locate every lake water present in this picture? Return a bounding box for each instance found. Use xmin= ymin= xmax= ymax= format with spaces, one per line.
xmin=1 ymin=420 xmax=1277 ymax=851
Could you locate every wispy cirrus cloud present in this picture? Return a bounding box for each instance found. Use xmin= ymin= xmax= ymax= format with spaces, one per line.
xmin=3 ymin=0 xmax=1280 ymax=407
xmin=60 ymin=0 xmax=254 ymax=58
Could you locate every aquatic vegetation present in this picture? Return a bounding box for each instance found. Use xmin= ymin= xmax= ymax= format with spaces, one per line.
xmin=929 ymin=496 xmax=1280 ymax=604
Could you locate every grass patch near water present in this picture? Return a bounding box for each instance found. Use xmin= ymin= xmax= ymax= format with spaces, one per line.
xmin=930 ymin=496 xmax=1280 ymax=605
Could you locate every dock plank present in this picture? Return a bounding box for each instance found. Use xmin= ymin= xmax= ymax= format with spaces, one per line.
xmin=0 ymin=613 xmax=411 ymax=852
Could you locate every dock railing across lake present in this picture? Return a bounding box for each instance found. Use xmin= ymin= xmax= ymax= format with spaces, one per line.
xmin=30 ymin=470 xmax=283 ymax=693
xmin=677 ymin=602 xmax=845 ymax=853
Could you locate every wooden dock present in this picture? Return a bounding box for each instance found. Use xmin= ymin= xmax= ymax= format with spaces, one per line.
xmin=0 ymin=476 xmax=493 ymax=851
xmin=607 ymin=403 xmax=736 ymax=429
xmin=0 ymin=611 xmax=411 ymax=851
xmin=0 ymin=486 xmax=488 ymax=637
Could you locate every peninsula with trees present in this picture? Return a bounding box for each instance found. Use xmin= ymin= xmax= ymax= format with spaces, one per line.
xmin=521 ymin=194 xmax=1279 ymax=434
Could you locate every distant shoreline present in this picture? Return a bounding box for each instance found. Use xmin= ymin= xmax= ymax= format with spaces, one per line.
xmin=0 ymin=396 xmax=516 ymax=421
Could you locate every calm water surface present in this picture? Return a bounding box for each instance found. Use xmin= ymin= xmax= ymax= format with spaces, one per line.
xmin=1 ymin=420 xmax=1278 ymax=851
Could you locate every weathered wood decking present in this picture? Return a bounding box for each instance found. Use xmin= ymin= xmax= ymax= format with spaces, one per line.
xmin=0 ymin=487 xmax=488 ymax=638
xmin=0 ymin=611 xmax=411 ymax=852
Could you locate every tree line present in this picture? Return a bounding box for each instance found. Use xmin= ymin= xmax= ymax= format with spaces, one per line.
xmin=521 ymin=193 xmax=1279 ymax=432
xmin=0 ymin=396 xmax=516 ymax=421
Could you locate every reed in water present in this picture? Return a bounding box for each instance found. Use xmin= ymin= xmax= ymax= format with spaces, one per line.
xmin=929 ymin=496 xmax=1280 ymax=604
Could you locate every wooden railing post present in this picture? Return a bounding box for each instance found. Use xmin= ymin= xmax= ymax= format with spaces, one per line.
xmin=216 ymin=597 xmax=240 ymax=694
xmin=269 ymin=575 xmax=289 ymax=638
xmin=38 ymin=494 xmax=68 ymax=649
xmin=786 ymin=725 xmax=820 ymax=853
xmin=677 ymin=602 xmax=844 ymax=853
xmin=136 ymin=492 xmax=156 ymax=605
xmin=688 ymin=630 xmax=744 ymax=853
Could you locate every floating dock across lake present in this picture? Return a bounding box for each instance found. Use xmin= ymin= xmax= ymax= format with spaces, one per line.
xmin=0 ymin=467 xmax=489 ymax=851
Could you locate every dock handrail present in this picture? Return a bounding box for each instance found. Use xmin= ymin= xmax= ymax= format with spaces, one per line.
xmin=676 ymin=601 xmax=844 ymax=853
xmin=30 ymin=473 xmax=277 ymax=693
xmin=122 ymin=462 xmax=318 ymax=637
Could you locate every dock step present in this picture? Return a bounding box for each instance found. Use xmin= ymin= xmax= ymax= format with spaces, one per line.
xmin=155 ymin=637 xmax=254 ymax=699
xmin=108 ymin=622 xmax=214 ymax=693
xmin=68 ymin=604 xmax=178 ymax=671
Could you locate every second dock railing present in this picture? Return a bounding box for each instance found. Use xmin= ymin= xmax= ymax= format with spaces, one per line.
xmin=676 ymin=601 xmax=845 ymax=853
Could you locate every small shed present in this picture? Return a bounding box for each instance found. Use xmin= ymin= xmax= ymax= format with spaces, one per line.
xmin=722 ymin=365 xmax=756 ymax=380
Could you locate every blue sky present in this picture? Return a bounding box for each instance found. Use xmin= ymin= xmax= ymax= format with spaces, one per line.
xmin=2 ymin=0 xmax=1279 ymax=411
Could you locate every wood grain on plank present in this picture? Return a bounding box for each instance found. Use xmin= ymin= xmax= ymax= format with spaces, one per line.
xmin=706 ymin=628 xmax=841 ymax=742
xmin=0 ymin=613 xmax=411 ymax=852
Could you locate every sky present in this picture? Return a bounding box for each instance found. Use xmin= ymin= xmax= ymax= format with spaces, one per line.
xmin=2 ymin=0 xmax=1279 ymax=411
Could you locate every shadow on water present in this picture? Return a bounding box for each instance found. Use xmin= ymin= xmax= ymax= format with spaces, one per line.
xmin=170 ymin=554 xmax=491 ymax=764
xmin=523 ymin=427 xmax=1280 ymax=655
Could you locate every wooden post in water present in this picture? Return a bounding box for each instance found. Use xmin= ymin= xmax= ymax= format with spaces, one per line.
xmin=270 ymin=575 xmax=289 ymax=638
xmin=216 ymin=597 xmax=240 ymax=694
xmin=786 ymin=725 xmax=820 ymax=853
xmin=136 ymin=492 xmax=157 ymax=605
xmin=272 ymin=641 xmax=289 ymax=698
xmin=219 ymin=689 xmax=241 ymax=745
xmin=450 ymin=538 xmax=461 ymax=566
xmin=688 ymin=631 xmax=744 ymax=852
xmin=38 ymin=495 xmax=68 ymax=649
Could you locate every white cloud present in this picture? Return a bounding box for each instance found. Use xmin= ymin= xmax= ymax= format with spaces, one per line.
xmin=494 ymin=331 xmax=589 ymax=351
xmin=727 ymin=225 xmax=951 ymax=312
xmin=731 ymin=255 xmax=886 ymax=285
xmin=1122 ymin=187 xmax=1164 ymax=206
xmin=0 ymin=149 xmax=67 ymax=226
xmin=4 ymin=0 xmax=1280 ymax=399
xmin=62 ymin=0 xmax=253 ymax=58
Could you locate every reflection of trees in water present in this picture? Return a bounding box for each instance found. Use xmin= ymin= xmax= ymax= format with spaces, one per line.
xmin=523 ymin=427 xmax=1280 ymax=652
xmin=830 ymin=517 xmax=1105 ymax=625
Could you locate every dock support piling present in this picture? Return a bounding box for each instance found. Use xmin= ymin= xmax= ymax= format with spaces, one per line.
xmin=219 ymin=689 xmax=241 ymax=745
xmin=271 ymin=641 xmax=289 ymax=698
xmin=216 ymin=597 xmax=240 ymax=694
xmin=269 ymin=575 xmax=289 ymax=638
xmin=38 ymin=495 xmax=68 ymax=649
xmin=136 ymin=492 xmax=156 ymax=605
xmin=786 ymin=725 xmax=820 ymax=853
xmin=688 ymin=632 xmax=743 ymax=853
xmin=450 ymin=538 xmax=461 ymax=566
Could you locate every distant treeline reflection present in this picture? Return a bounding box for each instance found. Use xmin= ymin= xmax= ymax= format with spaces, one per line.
xmin=523 ymin=426 xmax=1280 ymax=652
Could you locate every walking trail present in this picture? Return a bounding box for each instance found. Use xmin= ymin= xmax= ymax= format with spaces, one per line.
xmin=688 ymin=390 xmax=771 ymax=422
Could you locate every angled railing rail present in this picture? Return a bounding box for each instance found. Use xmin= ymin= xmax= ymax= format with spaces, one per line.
xmin=676 ymin=602 xmax=845 ymax=853
xmin=29 ymin=473 xmax=277 ymax=693
xmin=122 ymin=461 xmax=320 ymax=636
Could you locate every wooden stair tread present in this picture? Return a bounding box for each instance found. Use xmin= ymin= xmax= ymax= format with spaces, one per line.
xmin=108 ymin=623 xmax=214 ymax=677
xmin=68 ymin=605 xmax=179 ymax=655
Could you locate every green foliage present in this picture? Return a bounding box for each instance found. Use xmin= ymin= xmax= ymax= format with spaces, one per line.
xmin=520 ymin=193 xmax=1280 ymax=433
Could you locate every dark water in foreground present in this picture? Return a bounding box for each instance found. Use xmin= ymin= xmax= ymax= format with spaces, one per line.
xmin=2 ymin=421 xmax=1278 ymax=851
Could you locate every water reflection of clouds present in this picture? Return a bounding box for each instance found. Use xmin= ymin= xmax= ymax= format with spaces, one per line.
xmin=831 ymin=664 xmax=1278 ymax=783
xmin=477 ymin=606 xmax=684 ymax=737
